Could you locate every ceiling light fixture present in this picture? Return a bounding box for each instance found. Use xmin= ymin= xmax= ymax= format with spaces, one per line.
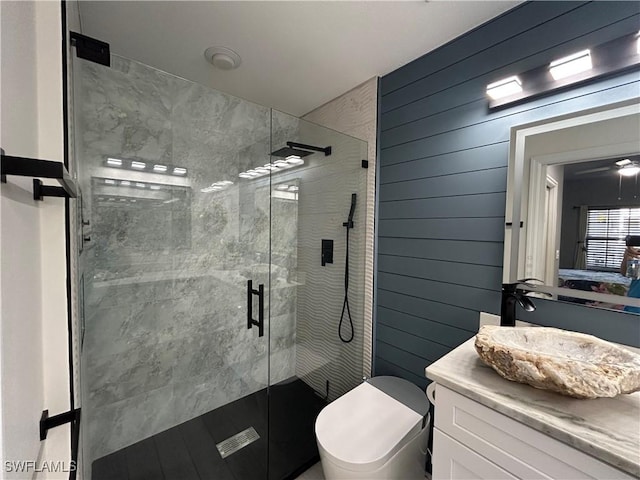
xmin=131 ymin=161 xmax=146 ymax=170
xmin=173 ymin=167 xmax=187 ymax=176
xmin=204 ymin=46 xmax=242 ymax=70
xmin=549 ymin=50 xmax=592 ymax=80
xmin=154 ymin=164 xmax=167 ymax=172
xmin=120 ymin=180 xmax=131 ymax=186
xmin=486 ymin=76 xmax=522 ymax=100
xmin=616 ymin=159 xmax=632 ymax=166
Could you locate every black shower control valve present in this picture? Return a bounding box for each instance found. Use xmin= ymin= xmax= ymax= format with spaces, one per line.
xmin=321 ymin=239 xmax=334 ymax=266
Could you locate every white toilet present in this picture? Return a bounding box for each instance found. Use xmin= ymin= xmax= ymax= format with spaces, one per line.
xmin=315 ymin=376 xmax=431 ymax=479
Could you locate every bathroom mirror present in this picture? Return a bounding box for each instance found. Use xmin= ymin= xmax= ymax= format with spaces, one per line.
xmin=503 ymin=98 xmax=640 ymax=312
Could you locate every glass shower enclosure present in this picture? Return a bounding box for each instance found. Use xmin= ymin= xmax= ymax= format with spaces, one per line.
xmin=71 ymin=53 xmax=367 ymax=479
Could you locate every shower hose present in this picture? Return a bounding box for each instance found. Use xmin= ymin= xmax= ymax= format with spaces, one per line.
xmin=339 ymin=225 xmax=354 ymax=343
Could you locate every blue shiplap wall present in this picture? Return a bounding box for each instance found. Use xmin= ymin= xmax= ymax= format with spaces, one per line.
xmin=375 ymin=1 xmax=640 ymax=389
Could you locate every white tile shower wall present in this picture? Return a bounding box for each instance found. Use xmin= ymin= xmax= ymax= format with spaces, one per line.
xmin=291 ymin=113 xmax=369 ymax=401
xmin=75 ymin=56 xmax=298 ymax=463
xmin=302 ymin=78 xmax=377 ymax=380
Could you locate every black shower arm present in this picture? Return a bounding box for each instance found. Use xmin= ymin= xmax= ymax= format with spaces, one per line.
xmin=286 ymin=142 xmax=332 ymax=156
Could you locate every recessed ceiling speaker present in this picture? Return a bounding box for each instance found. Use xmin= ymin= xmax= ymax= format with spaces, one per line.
xmin=204 ymin=46 xmax=241 ymax=70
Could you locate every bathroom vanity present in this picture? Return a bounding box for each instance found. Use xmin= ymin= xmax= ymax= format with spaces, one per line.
xmin=425 ymin=339 xmax=640 ymax=480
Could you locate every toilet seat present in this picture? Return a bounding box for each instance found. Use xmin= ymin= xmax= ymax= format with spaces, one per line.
xmin=315 ymin=380 xmax=426 ymax=473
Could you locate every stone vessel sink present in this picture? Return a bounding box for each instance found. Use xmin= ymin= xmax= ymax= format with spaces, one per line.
xmin=475 ymin=325 xmax=640 ymax=398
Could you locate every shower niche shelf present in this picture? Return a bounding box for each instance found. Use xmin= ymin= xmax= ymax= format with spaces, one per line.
xmin=1 ymin=149 xmax=78 ymax=201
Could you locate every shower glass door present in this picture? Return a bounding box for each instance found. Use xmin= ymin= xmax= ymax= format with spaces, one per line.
xmin=73 ymin=53 xmax=273 ymax=479
xmin=71 ymin=50 xmax=368 ymax=480
xmin=267 ymin=111 xmax=368 ymax=478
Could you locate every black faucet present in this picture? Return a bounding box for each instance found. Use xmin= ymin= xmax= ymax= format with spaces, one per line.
xmin=500 ymin=282 xmax=536 ymax=326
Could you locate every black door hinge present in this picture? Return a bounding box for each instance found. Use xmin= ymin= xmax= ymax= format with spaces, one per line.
xmin=70 ymin=32 xmax=110 ymax=67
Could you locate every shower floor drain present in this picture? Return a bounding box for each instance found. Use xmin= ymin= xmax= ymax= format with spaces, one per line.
xmin=216 ymin=427 xmax=260 ymax=458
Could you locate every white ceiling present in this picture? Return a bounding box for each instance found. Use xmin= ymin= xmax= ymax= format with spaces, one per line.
xmin=78 ymin=1 xmax=521 ymax=116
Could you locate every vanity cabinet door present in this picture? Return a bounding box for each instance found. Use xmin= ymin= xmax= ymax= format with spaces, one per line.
xmin=433 ymin=428 xmax=517 ymax=480
xmin=433 ymin=385 xmax=635 ymax=480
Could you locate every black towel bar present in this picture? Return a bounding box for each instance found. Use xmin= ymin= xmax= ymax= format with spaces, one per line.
xmin=1 ymin=149 xmax=78 ymax=200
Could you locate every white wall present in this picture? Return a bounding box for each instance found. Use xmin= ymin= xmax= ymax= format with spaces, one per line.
xmin=0 ymin=1 xmax=70 ymax=478
xmin=36 ymin=2 xmax=71 ymax=478
xmin=1 ymin=2 xmax=45 ymax=476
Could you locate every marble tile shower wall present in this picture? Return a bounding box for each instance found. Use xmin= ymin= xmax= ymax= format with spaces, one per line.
xmin=75 ymin=56 xmax=298 ymax=462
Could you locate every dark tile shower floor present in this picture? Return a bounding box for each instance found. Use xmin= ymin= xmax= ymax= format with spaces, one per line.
xmin=92 ymin=377 xmax=327 ymax=480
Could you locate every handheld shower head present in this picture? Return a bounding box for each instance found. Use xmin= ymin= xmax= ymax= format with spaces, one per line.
xmin=343 ymin=194 xmax=356 ymax=229
xmin=339 ymin=193 xmax=357 ymax=343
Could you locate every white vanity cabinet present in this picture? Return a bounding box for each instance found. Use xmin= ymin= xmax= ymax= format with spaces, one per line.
xmin=431 ymin=385 xmax=634 ymax=480
xmin=425 ymin=339 xmax=639 ymax=480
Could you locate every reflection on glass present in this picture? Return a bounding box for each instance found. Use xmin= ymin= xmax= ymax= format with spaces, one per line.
xmin=557 ymin=156 xmax=640 ymax=310
xmin=91 ymin=176 xmax=192 ymax=258
xmin=621 ymin=241 xmax=640 ymax=313
xmin=272 ymin=179 xmax=299 ymax=201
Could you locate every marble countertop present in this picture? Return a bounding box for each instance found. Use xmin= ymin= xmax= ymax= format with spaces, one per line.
xmin=426 ymin=338 xmax=640 ymax=477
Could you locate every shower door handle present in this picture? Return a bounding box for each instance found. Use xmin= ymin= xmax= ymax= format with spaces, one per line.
xmin=247 ymin=280 xmax=264 ymax=337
